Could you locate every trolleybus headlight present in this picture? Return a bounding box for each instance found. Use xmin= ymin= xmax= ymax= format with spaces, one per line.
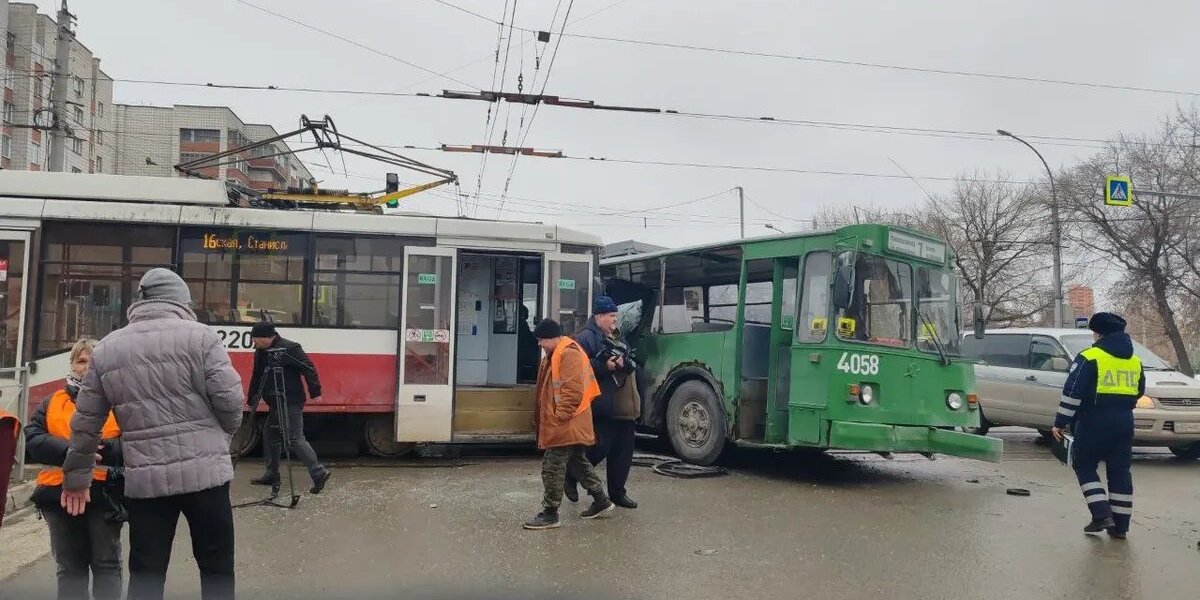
xmin=946 ymin=392 xmax=964 ymax=410
xmin=859 ymin=384 xmax=876 ymax=405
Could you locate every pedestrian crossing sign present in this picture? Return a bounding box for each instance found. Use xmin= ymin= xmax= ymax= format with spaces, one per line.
xmin=1105 ymin=176 xmax=1133 ymax=206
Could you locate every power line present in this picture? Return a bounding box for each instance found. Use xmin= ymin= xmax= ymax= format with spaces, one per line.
xmin=230 ymin=0 xmax=479 ymax=89
xmin=426 ymin=0 xmax=1200 ymax=99
xmin=497 ymin=0 xmax=575 ymax=216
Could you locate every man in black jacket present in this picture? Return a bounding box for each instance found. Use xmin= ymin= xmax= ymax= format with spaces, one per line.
xmin=247 ymin=322 xmax=331 ymax=494
xmin=566 ymin=296 xmax=641 ymax=509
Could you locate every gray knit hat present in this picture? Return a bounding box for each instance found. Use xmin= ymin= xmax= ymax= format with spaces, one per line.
xmin=137 ymin=268 xmax=191 ymax=304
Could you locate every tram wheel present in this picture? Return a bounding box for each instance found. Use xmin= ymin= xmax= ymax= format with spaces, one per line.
xmin=364 ymin=414 xmax=416 ymax=457
xmin=665 ymin=380 xmax=727 ymax=466
xmin=230 ymin=414 xmax=263 ymax=458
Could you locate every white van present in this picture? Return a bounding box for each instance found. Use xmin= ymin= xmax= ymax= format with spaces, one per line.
xmin=963 ymin=328 xmax=1200 ymax=458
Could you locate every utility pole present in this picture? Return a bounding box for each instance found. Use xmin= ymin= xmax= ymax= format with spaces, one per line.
xmin=736 ymin=186 xmax=745 ymax=238
xmin=48 ymin=1 xmax=75 ymax=173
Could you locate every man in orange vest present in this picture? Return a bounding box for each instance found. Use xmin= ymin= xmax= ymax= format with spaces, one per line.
xmin=524 ymin=319 xmax=614 ymax=530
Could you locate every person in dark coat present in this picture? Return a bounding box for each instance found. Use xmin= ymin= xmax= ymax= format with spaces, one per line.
xmin=1053 ymin=312 xmax=1144 ymax=539
xmin=565 ymin=296 xmax=641 ymax=509
xmin=247 ymin=322 xmax=331 ymax=494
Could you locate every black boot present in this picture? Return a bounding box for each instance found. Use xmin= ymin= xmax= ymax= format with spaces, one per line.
xmin=612 ymin=494 xmax=638 ymax=509
xmin=1084 ymin=517 xmax=1116 ymax=533
xmin=251 ymin=473 xmax=279 ymax=486
xmin=564 ymin=477 xmax=579 ymax=503
xmin=523 ymin=508 xmax=561 ymax=530
xmin=1106 ymin=527 xmax=1128 ymax=539
xmin=310 ymin=470 xmax=331 ymax=495
xmin=580 ymin=492 xmax=615 ymax=520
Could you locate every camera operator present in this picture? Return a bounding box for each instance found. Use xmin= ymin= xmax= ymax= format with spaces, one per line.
xmin=566 ymin=296 xmax=641 ymax=509
xmin=247 ymin=322 xmax=331 ymax=495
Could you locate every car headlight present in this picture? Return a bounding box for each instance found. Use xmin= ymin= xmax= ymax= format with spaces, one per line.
xmin=947 ymin=392 xmax=964 ymax=410
xmin=860 ymin=384 xmax=876 ymax=405
xmin=1136 ymin=395 xmax=1156 ymax=409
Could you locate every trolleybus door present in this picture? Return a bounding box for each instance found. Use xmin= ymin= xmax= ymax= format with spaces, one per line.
xmin=396 ymin=247 xmax=457 ymax=442
xmin=0 ymin=229 xmax=31 ymax=462
xmin=542 ymin=253 xmax=593 ymax=336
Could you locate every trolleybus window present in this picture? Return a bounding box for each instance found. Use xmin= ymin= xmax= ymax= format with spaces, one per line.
xmin=37 ymin=222 xmax=174 ymax=356
xmin=660 ymin=247 xmax=742 ymax=333
xmin=797 ymin=252 xmax=831 ymax=343
xmin=916 ymin=266 xmax=961 ymax=355
xmin=835 ymin=252 xmax=912 ymax=348
xmin=313 ymin=236 xmax=412 ymax=328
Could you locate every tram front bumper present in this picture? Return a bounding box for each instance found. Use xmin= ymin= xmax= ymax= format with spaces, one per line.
xmin=828 ymin=421 xmax=1003 ymax=463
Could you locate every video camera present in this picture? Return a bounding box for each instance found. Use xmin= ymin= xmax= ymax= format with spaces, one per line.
xmin=598 ymin=338 xmax=638 ymax=374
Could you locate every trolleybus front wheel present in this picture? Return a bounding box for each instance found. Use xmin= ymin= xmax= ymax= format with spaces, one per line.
xmin=364 ymin=414 xmax=416 ymax=457
xmin=666 ymin=380 xmax=727 ymax=466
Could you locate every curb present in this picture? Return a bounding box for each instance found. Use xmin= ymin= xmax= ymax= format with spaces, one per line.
xmin=3 ymin=479 xmax=36 ymax=523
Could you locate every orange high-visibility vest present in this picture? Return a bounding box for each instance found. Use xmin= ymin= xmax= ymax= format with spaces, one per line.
xmin=549 ymin=337 xmax=601 ymax=415
xmin=35 ymin=389 xmax=120 ymax=487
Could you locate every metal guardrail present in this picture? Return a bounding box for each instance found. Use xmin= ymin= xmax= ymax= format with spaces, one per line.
xmin=0 ymin=365 xmax=32 ymax=482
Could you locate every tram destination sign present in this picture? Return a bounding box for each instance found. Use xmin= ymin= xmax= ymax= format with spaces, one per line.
xmin=886 ymin=230 xmax=946 ymax=263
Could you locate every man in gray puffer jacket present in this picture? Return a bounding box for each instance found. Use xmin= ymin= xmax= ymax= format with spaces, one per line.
xmin=61 ymin=268 xmax=244 ymax=600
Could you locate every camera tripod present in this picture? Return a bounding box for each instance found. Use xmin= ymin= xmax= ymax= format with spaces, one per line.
xmin=233 ymin=348 xmax=301 ymax=510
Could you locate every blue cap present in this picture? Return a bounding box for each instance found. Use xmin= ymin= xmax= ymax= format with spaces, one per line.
xmin=593 ymin=295 xmax=618 ymax=315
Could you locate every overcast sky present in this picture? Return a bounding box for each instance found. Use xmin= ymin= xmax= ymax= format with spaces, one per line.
xmin=35 ymin=0 xmax=1200 ymax=260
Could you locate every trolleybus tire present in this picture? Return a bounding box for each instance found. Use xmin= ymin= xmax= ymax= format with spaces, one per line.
xmin=1169 ymin=443 xmax=1200 ymax=460
xmin=364 ymin=414 xmax=416 ymax=457
xmin=665 ymin=380 xmax=727 ymax=466
xmin=230 ymin=415 xmax=263 ymax=458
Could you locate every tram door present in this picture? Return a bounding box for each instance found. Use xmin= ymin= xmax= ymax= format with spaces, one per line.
xmin=396 ymin=247 xmax=457 ymax=442
xmin=0 ymin=229 xmax=30 ymax=423
xmin=542 ymin=253 xmax=593 ymax=336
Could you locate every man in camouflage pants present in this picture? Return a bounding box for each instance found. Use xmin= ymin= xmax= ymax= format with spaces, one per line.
xmin=525 ymin=319 xmax=614 ymax=530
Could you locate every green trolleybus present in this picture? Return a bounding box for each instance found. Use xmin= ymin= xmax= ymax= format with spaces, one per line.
xmin=600 ymin=224 xmax=1002 ymax=465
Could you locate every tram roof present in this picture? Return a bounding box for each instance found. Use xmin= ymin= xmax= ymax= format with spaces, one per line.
xmin=0 ymin=171 xmax=601 ymax=247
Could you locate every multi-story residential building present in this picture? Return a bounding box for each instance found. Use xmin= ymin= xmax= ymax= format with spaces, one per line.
xmin=112 ymin=103 xmax=312 ymax=191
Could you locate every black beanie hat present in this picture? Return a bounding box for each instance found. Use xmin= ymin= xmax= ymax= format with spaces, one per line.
xmin=251 ymin=322 xmax=277 ymax=338
xmin=533 ymin=319 xmax=563 ymax=340
xmin=1088 ymin=312 xmax=1127 ymax=336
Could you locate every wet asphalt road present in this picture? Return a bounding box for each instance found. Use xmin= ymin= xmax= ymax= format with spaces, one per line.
xmin=2 ymin=429 xmax=1199 ymax=600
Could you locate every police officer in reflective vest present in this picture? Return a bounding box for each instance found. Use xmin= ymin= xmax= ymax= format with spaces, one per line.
xmin=1053 ymin=312 xmax=1143 ymax=539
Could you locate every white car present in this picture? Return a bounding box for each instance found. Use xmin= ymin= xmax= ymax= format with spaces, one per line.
xmin=963 ymin=328 xmax=1200 ymax=459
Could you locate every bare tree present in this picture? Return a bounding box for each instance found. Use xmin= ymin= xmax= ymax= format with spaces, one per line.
xmin=1060 ymin=108 xmax=1200 ymax=376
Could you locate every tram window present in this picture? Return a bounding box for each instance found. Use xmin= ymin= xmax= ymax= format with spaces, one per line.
xmin=312 ymin=235 xmax=423 ymax=328
xmin=835 ymin=252 xmax=913 ymax=348
xmin=179 ymin=229 xmax=307 ymax=325
xmin=37 ymin=222 xmax=174 ymax=356
xmin=313 ymin=273 xmax=401 ymax=328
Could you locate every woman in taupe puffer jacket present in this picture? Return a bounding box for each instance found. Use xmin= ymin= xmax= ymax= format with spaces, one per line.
xmin=61 ymin=267 xmax=244 ymax=600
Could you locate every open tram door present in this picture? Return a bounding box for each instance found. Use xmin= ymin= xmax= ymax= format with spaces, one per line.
xmin=396 ymin=247 xmax=457 ymax=442
xmin=0 ymin=228 xmax=31 ymax=479
xmin=542 ymin=253 xmax=593 ymax=336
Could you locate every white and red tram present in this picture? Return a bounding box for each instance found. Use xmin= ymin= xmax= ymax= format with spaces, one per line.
xmin=0 ymin=172 xmax=599 ymax=456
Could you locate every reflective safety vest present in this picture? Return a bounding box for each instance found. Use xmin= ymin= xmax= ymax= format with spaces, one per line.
xmin=1081 ymin=347 xmax=1142 ymax=397
xmin=550 ymin=337 xmax=601 ymax=415
xmin=35 ymin=389 xmax=120 ymax=487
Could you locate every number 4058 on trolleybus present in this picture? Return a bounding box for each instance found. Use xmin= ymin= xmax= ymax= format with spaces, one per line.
xmin=0 ymin=172 xmax=602 ymax=457
xmin=599 ymin=224 xmax=1003 ymax=464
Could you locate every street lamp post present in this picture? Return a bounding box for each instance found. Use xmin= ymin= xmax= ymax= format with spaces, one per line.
xmin=998 ymin=129 xmax=1064 ymax=328
xmin=764 ymin=224 xmax=787 ymax=234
